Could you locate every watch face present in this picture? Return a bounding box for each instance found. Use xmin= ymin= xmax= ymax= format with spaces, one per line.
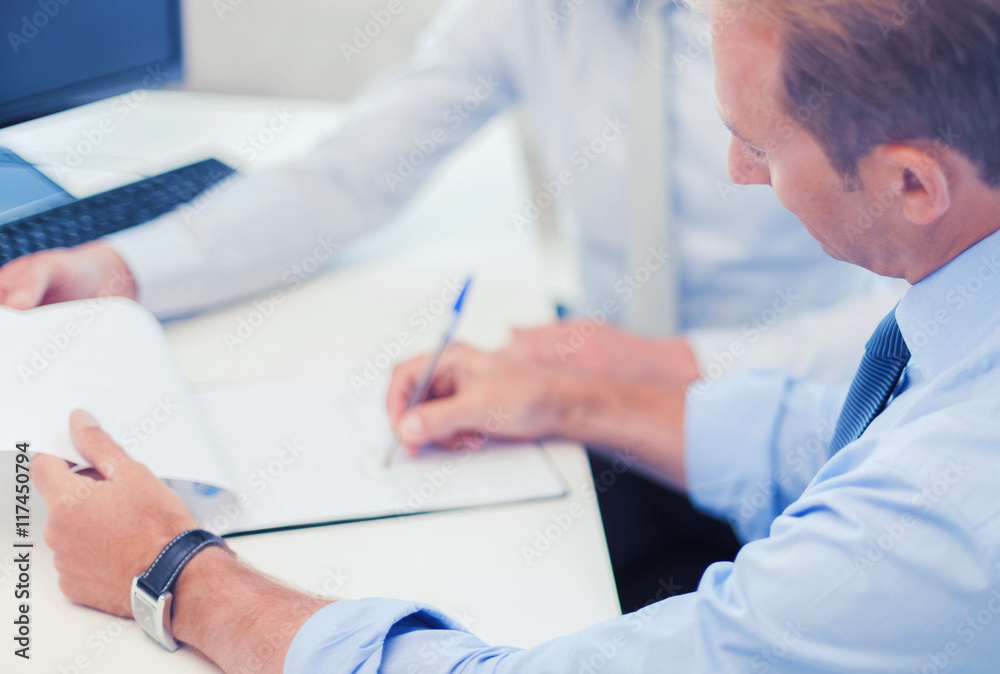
xmin=132 ymin=592 xmax=157 ymax=632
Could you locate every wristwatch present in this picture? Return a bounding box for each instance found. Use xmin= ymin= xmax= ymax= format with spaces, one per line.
xmin=130 ymin=529 xmax=228 ymax=651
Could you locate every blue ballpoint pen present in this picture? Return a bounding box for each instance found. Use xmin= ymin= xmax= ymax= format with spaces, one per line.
xmin=383 ymin=276 xmax=473 ymax=467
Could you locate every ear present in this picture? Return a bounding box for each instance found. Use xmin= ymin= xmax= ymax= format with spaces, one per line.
xmin=875 ymin=145 xmax=951 ymax=226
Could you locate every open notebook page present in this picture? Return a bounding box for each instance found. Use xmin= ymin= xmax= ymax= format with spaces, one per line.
xmin=1 ymin=299 xmax=567 ymax=535
xmin=193 ymin=377 xmax=568 ymax=535
xmin=0 ymin=299 xmax=238 ymax=524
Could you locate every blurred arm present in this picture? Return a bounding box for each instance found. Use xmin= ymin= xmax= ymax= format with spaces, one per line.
xmin=108 ymin=0 xmax=524 ymax=319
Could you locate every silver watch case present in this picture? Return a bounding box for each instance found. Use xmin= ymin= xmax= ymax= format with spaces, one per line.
xmin=130 ymin=576 xmax=180 ymax=652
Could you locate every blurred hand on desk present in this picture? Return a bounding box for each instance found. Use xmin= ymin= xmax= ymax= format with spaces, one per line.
xmin=0 ymin=243 xmax=135 ymax=309
xmin=501 ymin=320 xmax=700 ymax=388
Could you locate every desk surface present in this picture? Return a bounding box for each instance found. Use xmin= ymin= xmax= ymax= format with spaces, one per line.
xmin=0 ymin=92 xmax=620 ymax=672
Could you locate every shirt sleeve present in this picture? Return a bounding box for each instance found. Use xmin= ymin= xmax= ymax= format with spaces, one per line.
xmin=285 ymin=454 xmax=998 ymax=673
xmin=283 ymin=598 xmax=479 ymax=673
xmin=108 ymin=0 xmax=523 ymax=320
xmin=683 ymin=369 xmax=849 ymax=542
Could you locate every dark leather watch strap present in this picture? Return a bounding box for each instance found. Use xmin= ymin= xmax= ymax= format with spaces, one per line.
xmin=136 ymin=529 xmax=226 ymax=598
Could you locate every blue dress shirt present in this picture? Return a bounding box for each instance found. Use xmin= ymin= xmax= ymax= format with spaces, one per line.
xmin=284 ymin=230 xmax=1000 ymax=671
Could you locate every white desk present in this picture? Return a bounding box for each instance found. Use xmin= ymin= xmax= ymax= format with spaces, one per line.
xmin=0 ymin=92 xmax=620 ymax=672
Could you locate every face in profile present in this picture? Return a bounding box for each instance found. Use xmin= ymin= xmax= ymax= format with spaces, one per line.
xmin=710 ymin=13 xmax=913 ymax=276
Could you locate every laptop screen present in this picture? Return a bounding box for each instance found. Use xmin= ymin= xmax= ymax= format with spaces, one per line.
xmin=0 ymin=1 xmax=182 ymax=128
xmin=0 ymin=148 xmax=72 ymax=223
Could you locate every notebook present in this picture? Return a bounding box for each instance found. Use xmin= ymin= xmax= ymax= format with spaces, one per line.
xmin=0 ymin=298 xmax=567 ymax=535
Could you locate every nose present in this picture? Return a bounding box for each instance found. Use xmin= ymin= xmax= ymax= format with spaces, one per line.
xmin=727 ymin=136 xmax=771 ymax=186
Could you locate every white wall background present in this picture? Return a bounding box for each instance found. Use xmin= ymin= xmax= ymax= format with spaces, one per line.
xmin=180 ymin=0 xmax=448 ymax=100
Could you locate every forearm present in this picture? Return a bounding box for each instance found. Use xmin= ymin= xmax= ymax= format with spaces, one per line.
xmin=109 ymin=3 xmax=517 ymax=320
xmin=171 ymin=547 xmax=332 ymax=673
xmin=548 ymin=374 xmax=687 ymax=491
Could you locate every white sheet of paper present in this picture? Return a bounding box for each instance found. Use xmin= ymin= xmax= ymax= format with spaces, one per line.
xmin=1 ymin=299 xmax=567 ymax=535
xmin=193 ymin=378 xmax=568 ymax=534
xmin=0 ymin=299 xmax=235 ymax=496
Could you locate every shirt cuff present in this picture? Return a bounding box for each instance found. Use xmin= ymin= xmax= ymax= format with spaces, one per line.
xmin=686 ymin=326 xmax=806 ymax=378
xmin=684 ymin=369 xmax=789 ymax=542
xmin=105 ymin=212 xmax=214 ymax=320
xmin=284 ymin=598 xmax=467 ymax=673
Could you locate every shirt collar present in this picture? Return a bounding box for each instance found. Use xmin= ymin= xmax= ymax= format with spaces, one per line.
xmin=896 ymin=228 xmax=1000 ymax=380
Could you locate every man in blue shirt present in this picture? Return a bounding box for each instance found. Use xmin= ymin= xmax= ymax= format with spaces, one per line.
xmin=30 ymin=0 xmax=1000 ymax=670
xmin=1 ymin=0 xmax=902 ymax=609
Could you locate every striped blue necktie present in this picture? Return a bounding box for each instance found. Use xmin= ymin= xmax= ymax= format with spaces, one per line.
xmin=828 ymin=309 xmax=911 ymax=457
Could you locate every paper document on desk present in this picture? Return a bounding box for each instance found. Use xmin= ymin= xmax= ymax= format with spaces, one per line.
xmin=0 ymin=298 xmax=236 ymax=505
xmin=194 ymin=378 xmax=567 ymax=535
xmin=0 ymin=299 xmax=567 ymax=535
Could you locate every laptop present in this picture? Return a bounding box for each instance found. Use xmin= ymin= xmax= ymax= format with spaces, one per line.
xmin=0 ymin=0 xmax=234 ymax=264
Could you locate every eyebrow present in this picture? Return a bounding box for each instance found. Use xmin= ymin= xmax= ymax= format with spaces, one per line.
xmin=716 ymin=106 xmax=754 ymax=145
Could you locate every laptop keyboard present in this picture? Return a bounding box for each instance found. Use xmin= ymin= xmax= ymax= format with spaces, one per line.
xmin=0 ymin=158 xmax=236 ymax=267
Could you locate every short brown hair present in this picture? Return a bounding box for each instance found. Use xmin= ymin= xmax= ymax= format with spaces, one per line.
xmin=688 ymin=0 xmax=1000 ymax=188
